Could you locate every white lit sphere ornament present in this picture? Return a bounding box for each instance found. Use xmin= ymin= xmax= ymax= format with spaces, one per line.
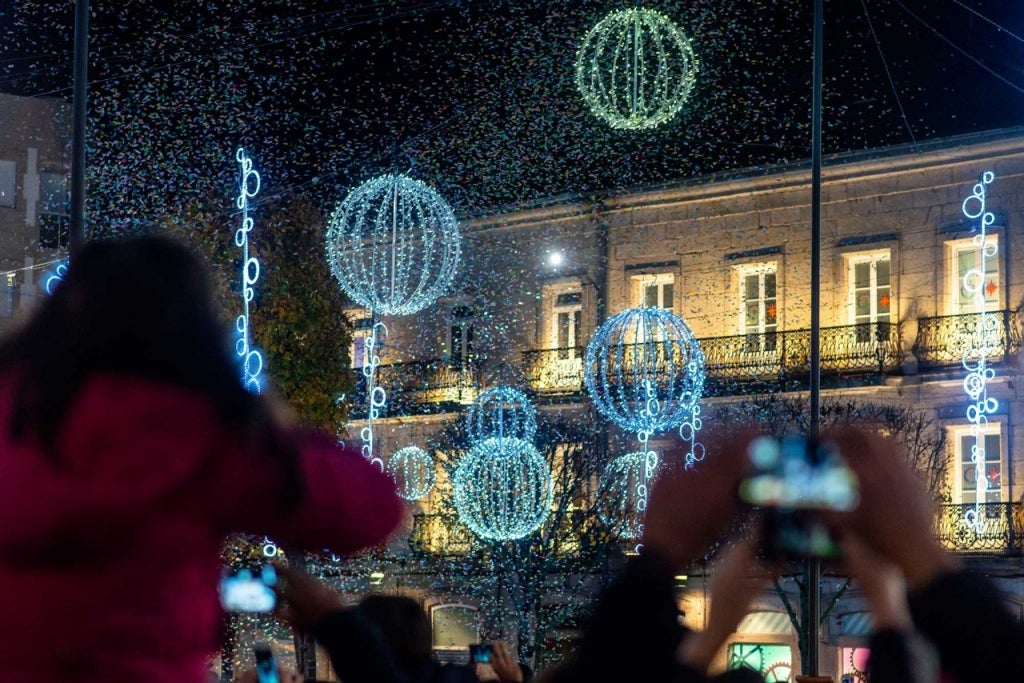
xmin=466 ymin=386 xmax=537 ymax=443
xmin=326 ymin=174 xmax=461 ymax=316
xmin=597 ymin=451 xmax=660 ymax=540
xmin=576 ymin=8 xmax=699 ymax=130
xmin=386 ymin=446 xmax=435 ymax=501
xmin=584 ymin=307 xmax=705 ymax=434
xmin=453 ymin=437 xmax=552 ymax=541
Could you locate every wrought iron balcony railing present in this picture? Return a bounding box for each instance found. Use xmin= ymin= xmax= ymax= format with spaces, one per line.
xmin=936 ymin=502 xmax=1023 ymax=554
xmin=913 ymin=309 xmax=1022 ymax=369
xmin=410 ymin=513 xmax=476 ymax=555
xmin=522 ymin=322 xmax=901 ymax=397
xmin=349 ymin=359 xmax=481 ymax=418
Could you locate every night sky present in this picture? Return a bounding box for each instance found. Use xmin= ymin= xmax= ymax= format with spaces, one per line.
xmin=1 ymin=0 xmax=1022 ymax=232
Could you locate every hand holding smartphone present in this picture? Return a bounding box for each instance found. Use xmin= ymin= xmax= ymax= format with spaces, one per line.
xmin=469 ymin=643 xmax=493 ymax=664
xmin=254 ymin=642 xmax=280 ymax=683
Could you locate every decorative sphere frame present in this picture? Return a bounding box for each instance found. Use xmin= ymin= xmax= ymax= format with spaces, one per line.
xmin=584 ymin=307 xmax=705 ymax=436
xmin=325 ymin=173 xmax=461 ymax=317
xmin=453 ymin=437 xmax=552 ymax=541
xmin=576 ymin=8 xmax=699 ymax=130
xmin=466 ymin=386 xmax=537 ymax=443
xmin=387 ymin=446 xmax=436 ymax=501
xmin=597 ymin=451 xmax=660 ymax=540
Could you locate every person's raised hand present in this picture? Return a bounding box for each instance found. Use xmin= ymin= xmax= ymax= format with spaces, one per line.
xmin=272 ymin=564 xmax=347 ymax=633
xmin=642 ymin=428 xmax=753 ymax=571
xmin=490 ymin=641 xmax=524 ymax=683
xmin=840 ymin=533 xmax=912 ymax=631
xmin=825 ymin=427 xmax=956 ymax=590
xmin=234 ymin=666 xmax=305 ymax=683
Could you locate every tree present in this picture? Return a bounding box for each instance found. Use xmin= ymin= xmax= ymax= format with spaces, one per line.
xmin=713 ymin=394 xmax=949 ymax=675
xmin=423 ymin=407 xmax=620 ymax=667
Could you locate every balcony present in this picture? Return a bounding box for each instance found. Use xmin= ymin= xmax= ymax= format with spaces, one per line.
xmin=349 ymin=359 xmax=481 ymax=418
xmin=914 ymin=309 xmax=1022 ymax=369
xmin=936 ymin=502 xmax=1023 ymax=554
xmin=522 ymin=323 xmax=901 ymax=398
xmin=410 ymin=514 xmax=475 ymax=555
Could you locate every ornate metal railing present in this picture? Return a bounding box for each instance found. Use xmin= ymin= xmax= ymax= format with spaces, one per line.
xmin=936 ymin=503 xmax=1023 ymax=553
xmin=410 ymin=514 xmax=476 ymax=555
xmin=349 ymin=359 xmax=482 ymax=418
xmin=522 ymin=347 xmax=585 ymax=394
xmin=914 ymin=310 xmax=1022 ymax=369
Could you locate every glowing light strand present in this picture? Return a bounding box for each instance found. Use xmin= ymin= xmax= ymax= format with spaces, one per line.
xmin=359 ymin=318 xmax=387 ymax=470
xmin=466 ymin=386 xmax=538 ymax=443
xmin=598 ymin=450 xmax=658 ymax=540
xmin=234 ymin=148 xmax=263 ymax=394
xmin=43 ymin=258 xmax=69 ymax=295
xmin=960 ymin=170 xmax=998 ymax=532
xmin=387 ymin=445 xmax=435 ymax=501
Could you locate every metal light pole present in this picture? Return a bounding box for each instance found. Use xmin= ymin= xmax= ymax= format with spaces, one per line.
xmin=69 ymin=0 xmax=89 ymax=255
xmin=805 ymin=0 xmax=825 ymax=676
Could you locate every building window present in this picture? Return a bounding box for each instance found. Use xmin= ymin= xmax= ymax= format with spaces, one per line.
xmin=348 ymin=310 xmax=373 ymax=369
xmin=727 ymin=642 xmax=793 ymax=681
xmin=737 ymin=263 xmax=777 ymax=352
xmin=0 ymin=160 xmax=15 ymax=209
xmin=553 ymin=290 xmax=582 ymax=359
xmin=430 ymin=603 xmax=479 ymax=655
xmin=632 ymin=273 xmax=674 ymax=311
xmin=449 ymin=304 xmax=474 ymax=367
xmin=39 ymin=172 xmax=68 ymax=249
xmin=949 ymin=236 xmax=999 ymax=313
xmin=951 ymin=424 xmax=1003 ymax=505
xmin=847 ymin=250 xmax=891 ymax=343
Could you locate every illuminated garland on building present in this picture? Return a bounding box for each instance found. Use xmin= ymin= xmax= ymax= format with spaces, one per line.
xmin=235 ymin=148 xmax=263 ymax=394
xmin=575 ymin=8 xmax=699 ymax=130
xmin=466 ymin=386 xmax=537 ymax=443
xmin=387 ymin=445 xmax=435 ymax=501
xmin=960 ymin=170 xmax=998 ymax=532
xmin=453 ymin=436 xmax=552 ymax=541
xmin=584 ymin=307 xmax=705 ymax=545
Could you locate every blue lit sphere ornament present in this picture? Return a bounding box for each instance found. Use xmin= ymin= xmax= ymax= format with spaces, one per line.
xmin=576 ymin=8 xmax=699 ymax=130
xmin=326 ymin=174 xmax=461 ymax=316
xmin=453 ymin=437 xmax=552 ymax=541
xmin=386 ymin=445 xmax=435 ymax=501
xmin=466 ymin=386 xmax=537 ymax=443
xmin=597 ymin=451 xmax=660 ymax=539
xmin=584 ymin=307 xmax=705 ymax=434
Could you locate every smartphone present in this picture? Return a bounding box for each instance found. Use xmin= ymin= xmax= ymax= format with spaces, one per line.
xmin=739 ymin=436 xmax=859 ymax=559
xmin=469 ymin=643 xmax=493 ymax=664
xmin=219 ymin=565 xmax=277 ymax=612
xmin=254 ymin=642 xmax=280 ymax=683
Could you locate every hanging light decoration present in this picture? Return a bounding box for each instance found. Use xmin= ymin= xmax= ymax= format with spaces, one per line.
xmin=453 ymin=437 xmax=552 ymax=541
xmin=325 ymin=173 xmax=461 ymax=465
xmin=466 ymin=386 xmax=537 ymax=443
xmin=325 ymin=173 xmax=461 ymax=317
xmin=386 ymin=445 xmax=436 ymax=501
xmin=575 ymin=8 xmax=699 ymax=130
xmin=234 ymin=148 xmax=264 ymax=394
xmin=597 ymin=451 xmax=661 ymax=540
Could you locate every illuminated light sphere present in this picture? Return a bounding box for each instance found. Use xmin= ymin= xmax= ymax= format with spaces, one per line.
xmin=453 ymin=436 xmax=552 ymax=541
xmin=597 ymin=451 xmax=660 ymax=539
xmin=466 ymin=386 xmax=537 ymax=443
xmin=386 ymin=445 xmax=436 ymax=501
xmin=42 ymin=257 xmax=69 ymax=295
xmin=584 ymin=307 xmax=705 ymax=434
xmin=326 ymin=174 xmax=461 ymax=316
xmin=575 ymin=8 xmax=699 ymax=130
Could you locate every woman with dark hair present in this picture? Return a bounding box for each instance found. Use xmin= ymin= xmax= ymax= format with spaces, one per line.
xmin=0 ymin=236 xmax=403 ymax=683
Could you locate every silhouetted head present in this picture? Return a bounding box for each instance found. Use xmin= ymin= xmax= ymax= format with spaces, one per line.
xmin=359 ymin=595 xmax=433 ymax=671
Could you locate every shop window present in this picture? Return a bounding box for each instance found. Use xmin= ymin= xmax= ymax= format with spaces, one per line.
xmin=430 ymin=604 xmax=479 ymax=652
xmin=727 ymin=642 xmax=792 ymax=681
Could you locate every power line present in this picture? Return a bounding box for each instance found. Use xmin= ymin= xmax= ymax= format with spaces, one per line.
xmin=860 ymin=0 xmax=919 ymax=152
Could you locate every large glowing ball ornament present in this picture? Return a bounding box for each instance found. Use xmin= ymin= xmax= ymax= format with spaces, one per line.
xmin=386 ymin=446 xmax=436 ymax=501
xmin=466 ymin=386 xmax=537 ymax=443
xmin=597 ymin=451 xmax=660 ymax=539
xmin=326 ymin=174 xmax=461 ymax=316
xmin=453 ymin=437 xmax=552 ymax=541
xmin=584 ymin=307 xmax=705 ymax=434
xmin=576 ymin=8 xmax=699 ymax=130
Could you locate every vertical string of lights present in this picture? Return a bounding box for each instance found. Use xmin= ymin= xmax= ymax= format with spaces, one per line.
xmin=360 ymin=314 xmax=388 ymax=471
xmin=960 ymin=170 xmax=998 ymax=532
xmin=234 ymin=148 xmax=276 ymax=558
xmin=235 ymin=148 xmax=263 ymax=395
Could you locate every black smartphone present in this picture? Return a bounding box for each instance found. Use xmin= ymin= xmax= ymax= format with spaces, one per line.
xmin=219 ymin=565 xmax=278 ymax=612
xmin=739 ymin=435 xmax=859 ymax=559
xmin=469 ymin=643 xmax=493 ymax=664
xmin=254 ymin=642 xmax=280 ymax=683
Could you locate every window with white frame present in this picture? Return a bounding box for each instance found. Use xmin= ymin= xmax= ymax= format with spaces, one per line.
xmin=551 ymin=288 xmax=582 ymax=359
xmin=632 ymin=273 xmax=674 ymax=311
xmin=847 ymin=250 xmax=891 ymax=343
xmin=347 ymin=309 xmax=373 ymax=369
xmin=449 ymin=304 xmax=474 ymax=367
xmin=951 ymin=424 xmax=1003 ymax=505
xmin=737 ymin=263 xmax=777 ymax=352
xmin=949 ymin=236 xmax=999 ymax=314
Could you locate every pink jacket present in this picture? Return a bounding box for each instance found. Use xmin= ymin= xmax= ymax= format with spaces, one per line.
xmin=0 ymin=374 xmax=403 ymax=682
